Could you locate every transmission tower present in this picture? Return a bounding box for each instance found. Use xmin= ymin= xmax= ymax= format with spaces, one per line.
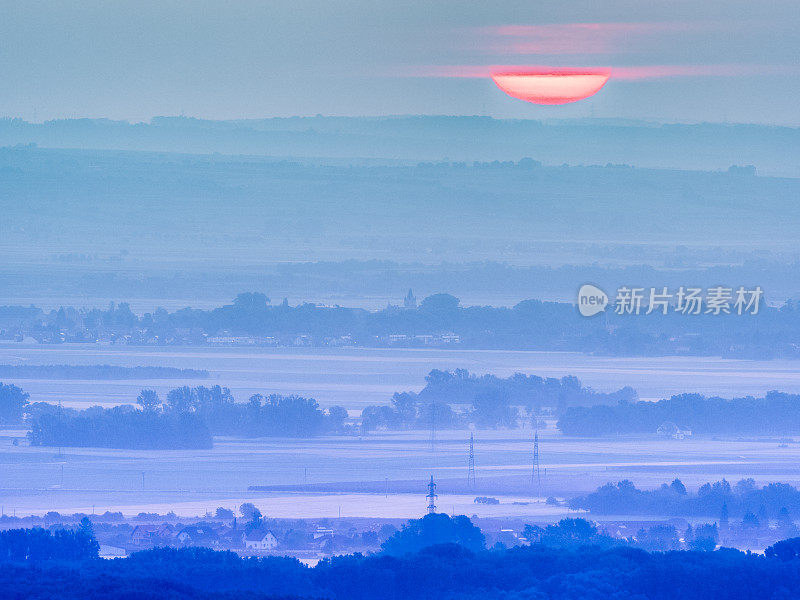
xmin=532 ymin=429 xmax=541 ymax=485
xmin=426 ymin=475 xmax=438 ymax=514
xmin=467 ymin=433 xmax=476 ymax=487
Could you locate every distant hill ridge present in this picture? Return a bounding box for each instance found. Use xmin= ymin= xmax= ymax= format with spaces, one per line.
xmin=0 ymin=365 xmax=208 ymax=379
xmin=1 ymin=115 xmax=797 ymax=176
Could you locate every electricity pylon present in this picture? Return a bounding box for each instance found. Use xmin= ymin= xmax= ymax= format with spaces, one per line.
xmin=426 ymin=475 xmax=438 ymax=514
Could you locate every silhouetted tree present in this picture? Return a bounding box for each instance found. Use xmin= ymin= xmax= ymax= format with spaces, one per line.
xmin=381 ymin=514 xmax=485 ymax=555
xmin=136 ymin=389 xmax=160 ymax=412
xmin=0 ymin=383 xmax=29 ymax=424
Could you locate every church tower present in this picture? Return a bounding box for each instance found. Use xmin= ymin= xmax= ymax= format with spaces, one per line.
xmin=404 ymin=288 xmax=417 ymax=309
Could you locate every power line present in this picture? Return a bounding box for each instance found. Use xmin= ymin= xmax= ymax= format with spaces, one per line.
xmin=468 ymin=432 xmax=476 ymax=487
xmin=429 ymin=398 xmax=437 ymax=454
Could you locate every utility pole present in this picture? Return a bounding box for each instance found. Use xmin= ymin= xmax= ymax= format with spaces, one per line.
xmin=532 ymin=430 xmax=541 ymax=486
xmin=467 ymin=433 xmax=476 ymax=487
xmin=426 ymin=475 xmax=437 ymax=514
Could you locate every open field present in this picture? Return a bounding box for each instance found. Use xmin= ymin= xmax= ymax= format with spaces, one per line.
xmin=3 ymin=426 xmax=800 ymax=520
xmin=4 ymin=344 xmax=800 ymax=521
xmin=4 ymin=344 xmax=800 ymax=409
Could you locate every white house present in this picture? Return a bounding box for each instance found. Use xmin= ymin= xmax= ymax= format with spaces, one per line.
xmin=313 ymin=527 xmax=334 ymax=540
xmin=657 ymin=422 xmax=693 ymax=440
xmin=244 ymin=529 xmax=278 ymax=550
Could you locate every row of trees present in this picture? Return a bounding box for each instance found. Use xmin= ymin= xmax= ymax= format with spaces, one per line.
xmin=6 ymin=515 xmax=800 ymax=599
xmin=522 ymin=517 xmax=719 ymax=553
xmin=20 ymin=377 xmax=800 ymax=442
xmin=558 ymin=391 xmax=800 ymax=436
xmin=362 ymin=370 xmax=634 ymax=430
xmin=378 ymin=514 xmax=689 ymax=556
xmin=20 ymin=369 xmax=640 ymax=448
xmin=26 ymin=385 xmax=348 ymax=449
xmin=5 ymin=289 xmax=800 ymax=356
xmin=420 ymin=369 xmax=636 ymax=412
xmin=136 ymin=385 xmax=348 ymax=437
xmin=28 ymin=407 xmax=213 ymax=449
xmin=0 ymin=519 xmax=98 ymax=562
xmin=571 ymin=478 xmax=800 ymax=524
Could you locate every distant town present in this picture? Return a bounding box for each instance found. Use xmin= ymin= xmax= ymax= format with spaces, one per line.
xmin=4 ymin=474 xmax=798 ymax=561
xmin=1 ymin=290 xmax=799 ymax=358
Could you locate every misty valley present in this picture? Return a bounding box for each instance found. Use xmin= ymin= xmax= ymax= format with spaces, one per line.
xmin=3 ymin=4 xmax=800 ymax=595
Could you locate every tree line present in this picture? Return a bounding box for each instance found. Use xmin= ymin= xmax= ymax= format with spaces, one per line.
xmin=5 ymin=514 xmax=800 ymax=599
xmin=18 ymin=376 xmax=800 ymax=445
xmin=26 ymin=385 xmax=348 ymax=449
xmin=558 ymin=391 xmax=800 ymax=436
xmin=28 ymin=407 xmax=213 ymax=450
xmin=4 ymin=289 xmax=800 ymax=356
xmin=0 ymin=364 xmax=208 ymax=380
xmin=361 ymin=370 xmax=635 ymax=430
xmin=10 ymin=370 xmax=634 ymax=447
xmin=136 ymin=386 xmax=348 ymax=437
xmin=0 ymin=518 xmax=98 ymax=563
xmin=571 ymin=478 xmax=800 ymax=525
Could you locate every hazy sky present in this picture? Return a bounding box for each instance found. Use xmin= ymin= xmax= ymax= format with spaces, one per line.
xmin=1 ymin=1 xmax=799 ymax=124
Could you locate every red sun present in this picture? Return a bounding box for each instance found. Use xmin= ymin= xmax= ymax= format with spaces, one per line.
xmin=491 ymin=68 xmax=611 ymax=105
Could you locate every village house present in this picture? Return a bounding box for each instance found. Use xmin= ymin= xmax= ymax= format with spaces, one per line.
xmin=313 ymin=527 xmax=334 ymax=540
xmin=130 ymin=523 xmax=175 ymax=546
xmin=243 ymin=529 xmax=279 ymax=551
xmin=176 ymin=525 xmax=220 ymax=548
